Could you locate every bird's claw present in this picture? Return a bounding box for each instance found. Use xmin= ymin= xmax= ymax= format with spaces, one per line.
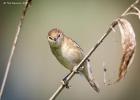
xmin=72 ymin=66 xmax=79 ymax=73
xmin=61 ymin=80 xmax=71 ymax=89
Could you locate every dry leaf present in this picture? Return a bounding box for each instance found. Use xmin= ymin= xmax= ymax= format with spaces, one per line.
xmin=116 ymin=18 xmax=136 ymax=82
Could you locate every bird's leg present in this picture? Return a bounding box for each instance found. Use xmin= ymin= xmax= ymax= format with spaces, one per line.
xmin=62 ymin=72 xmax=71 ymax=89
xmin=61 ymin=65 xmax=83 ymax=88
xmin=78 ymin=59 xmax=90 ymax=72
xmin=78 ymin=66 xmax=84 ymax=72
xmin=62 ymin=72 xmax=71 ymax=81
xmin=72 ymin=65 xmax=79 ymax=73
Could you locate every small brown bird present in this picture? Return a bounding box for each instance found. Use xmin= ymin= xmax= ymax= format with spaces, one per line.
xmin=48 ymin=28 xmax=99 ymax=92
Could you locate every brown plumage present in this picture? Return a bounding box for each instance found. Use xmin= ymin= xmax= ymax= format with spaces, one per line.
xmin=48 ymin=28 xmax=100 ymax=92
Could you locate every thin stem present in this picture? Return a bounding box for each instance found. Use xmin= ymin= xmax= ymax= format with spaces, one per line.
xmin=0 ymin=0 xmax=32 ymax=99
xmin=133 ymin=6 xmax=140 ymax=13
xmin=125 ymin=12 xmax=140 ymax=16
xmin=121 ymin=0 xmax=139 ymax=17
xmin=49 ymin=0 xmax=140 ymax=100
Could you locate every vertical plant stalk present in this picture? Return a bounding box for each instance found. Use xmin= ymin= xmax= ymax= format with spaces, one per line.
xmin=0 ymin=0 xmax=32 ymax=99
xmin=49 ymin=0 xmax=139 ymax=100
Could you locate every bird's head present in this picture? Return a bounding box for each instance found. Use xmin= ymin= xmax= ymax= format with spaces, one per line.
xmin=48 ymin=28 xmax=64 ymax=47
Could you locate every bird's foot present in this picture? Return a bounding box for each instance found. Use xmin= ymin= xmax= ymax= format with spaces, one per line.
xmin=72 ymin=66 xmax=79 ymax=73
xmin=61 ymin=79 xmax=71 ymax=89
xmin=61 ymin=73 xmax=71 ymax=89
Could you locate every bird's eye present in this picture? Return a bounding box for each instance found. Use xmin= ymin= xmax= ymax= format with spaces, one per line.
xmin=58 ymin=34 xmax=60 ymax=38
xmin=49 ymin=36 xmax=53 ymax=40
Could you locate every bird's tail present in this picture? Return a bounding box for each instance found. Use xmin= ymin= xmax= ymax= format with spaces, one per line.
xmin=82 ymin=60 xmax=100 ymax=93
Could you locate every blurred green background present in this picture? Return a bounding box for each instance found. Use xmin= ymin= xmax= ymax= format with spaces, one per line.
xmin=0 ymin=0 xmax=140 ymax=100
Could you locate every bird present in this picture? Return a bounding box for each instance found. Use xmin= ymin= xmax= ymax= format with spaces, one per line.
xmin=47 ymin=28 xmax=100 ymax=93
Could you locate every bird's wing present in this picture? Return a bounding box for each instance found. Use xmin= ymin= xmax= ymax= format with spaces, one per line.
xmin=67 ymin=36 xmax=84 ymax=55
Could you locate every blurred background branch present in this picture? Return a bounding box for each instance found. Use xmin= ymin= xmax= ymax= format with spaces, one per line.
xmin=0 ymin=0 xmax=32 ymax=99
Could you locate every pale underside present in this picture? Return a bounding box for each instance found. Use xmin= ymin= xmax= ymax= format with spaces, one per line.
xmin=50 ymin=36 xmax=84 ymax=70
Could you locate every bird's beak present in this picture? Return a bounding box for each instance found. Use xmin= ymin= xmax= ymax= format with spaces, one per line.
xmin=54 ymin=38 xmax=57 ymax=41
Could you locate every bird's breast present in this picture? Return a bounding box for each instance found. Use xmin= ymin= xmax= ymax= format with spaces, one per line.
xmin=61 ymin=42 xmax=83 ymax=70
